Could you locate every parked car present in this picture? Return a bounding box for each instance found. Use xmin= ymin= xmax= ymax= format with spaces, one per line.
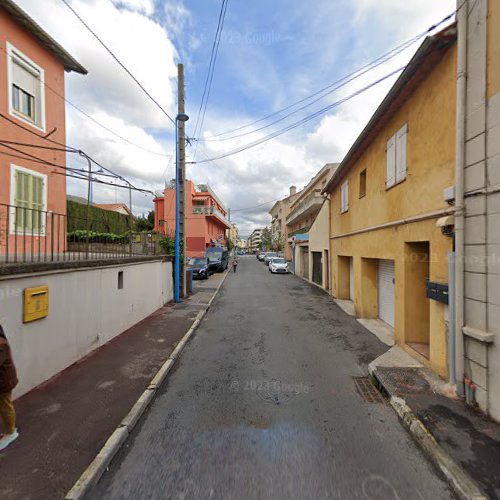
xmin=269 ymin=257 xmax=289 ymax=274
xmin=205 ymin=246 xmax=229 ymax=272
xmin=256 ymin=252 xmax=266 ymax=261
xmin=188 ymin=257 xmax=213 ymax=280
xmin=264 ymin=252 xmax=279 ymax=265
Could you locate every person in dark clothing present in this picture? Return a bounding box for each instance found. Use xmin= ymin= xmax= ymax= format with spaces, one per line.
xmin=232 ymin=258 xmax=238 ymax=272
xmin=0 ymin=325 xmax=19 ymax=451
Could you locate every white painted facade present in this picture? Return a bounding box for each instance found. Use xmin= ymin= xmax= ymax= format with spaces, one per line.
xmin=0 ymin=259 xmax=173 ymax=398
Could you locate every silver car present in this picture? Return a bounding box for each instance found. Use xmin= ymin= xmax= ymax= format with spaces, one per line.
xmin=264 ymin=252 xmax=279 ymax=266
xmin=269 ymin=257 xmax=289 ymax=274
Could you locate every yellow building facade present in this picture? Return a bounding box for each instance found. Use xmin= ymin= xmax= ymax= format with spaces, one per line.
xmin=324 ymin=27 xmax=457 ymax=378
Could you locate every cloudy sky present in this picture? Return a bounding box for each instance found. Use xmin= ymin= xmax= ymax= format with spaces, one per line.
xmin=15 ymin=0 xmax=455 ymax=237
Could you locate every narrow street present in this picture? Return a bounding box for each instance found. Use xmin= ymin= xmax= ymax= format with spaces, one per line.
xmin=91 ymin=256 xmax=454 ymax=500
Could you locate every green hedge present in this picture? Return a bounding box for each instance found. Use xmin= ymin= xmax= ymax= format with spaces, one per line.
xmin=67 ymin=229 xmax=130 ymax=243
xmin=67 ymin=200 xmax=132 ymax=233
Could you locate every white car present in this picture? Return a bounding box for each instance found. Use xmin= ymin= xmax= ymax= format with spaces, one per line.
xmin=269 ymin=257 xmax=289 ymax=274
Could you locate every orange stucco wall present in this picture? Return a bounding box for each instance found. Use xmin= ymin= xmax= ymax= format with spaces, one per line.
xmin=0 ymin=9 xmax=68 ymax=254
xmin=154 ymin=180 xmax=229 ymax=257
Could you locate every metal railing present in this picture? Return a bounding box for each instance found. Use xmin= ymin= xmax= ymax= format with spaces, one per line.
xmin=192 ymin=205 xmax=230 ymax=225
xmin=0 ymin=203 xmax=164 ymax=266
xmin=286 ymin=189 xmax=323 ymax=225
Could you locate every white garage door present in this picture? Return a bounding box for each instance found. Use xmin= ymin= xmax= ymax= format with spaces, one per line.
xmin=378 ymin=259 xmax=395 ymax=328
xmin=349 ymin=257 xmax=354 ymax=301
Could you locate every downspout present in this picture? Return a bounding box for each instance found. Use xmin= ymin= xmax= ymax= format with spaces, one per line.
xmin=454 ymin=0 xmax=467 ymax=397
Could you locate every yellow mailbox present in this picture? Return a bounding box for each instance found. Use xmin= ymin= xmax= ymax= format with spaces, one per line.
xmin=23 ymin=286 xmax=49 ymax=323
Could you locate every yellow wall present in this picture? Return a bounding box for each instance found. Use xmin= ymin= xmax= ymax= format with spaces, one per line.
xmin=487 ymin=0 xmax=500 ymax=99
xmin=328 ymin=45 xmax=457 ymax=379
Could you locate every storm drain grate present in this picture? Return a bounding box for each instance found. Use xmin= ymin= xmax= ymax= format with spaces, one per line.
xmin=353 ymin=377 xmax=387 ymax=404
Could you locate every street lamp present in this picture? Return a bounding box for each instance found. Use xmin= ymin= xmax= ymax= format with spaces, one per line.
xmin=174 ymin=112 xmax=189 ymax=303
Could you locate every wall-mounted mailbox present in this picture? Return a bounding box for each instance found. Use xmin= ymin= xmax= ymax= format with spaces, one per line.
xmin=24 ymin=286 xmax=49 ymax=323
xmin=426 ymin=280 xmax=448 ymax=304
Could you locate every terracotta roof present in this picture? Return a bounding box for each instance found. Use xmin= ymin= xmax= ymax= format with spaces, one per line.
xmin=1 ymin=0 xmax=87 ymax=74
xmin=94 ymin=203 xmax=131 ymax=214
xmin=322 ymin=23 xmax=456 ymax=195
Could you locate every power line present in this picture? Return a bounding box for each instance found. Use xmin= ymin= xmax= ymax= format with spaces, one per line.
xmin=231 ymin=196 xmax=287 ymax=213
xmin=59 ymin=0 xmax=176 ymax=126
xmin=192 ymin=0 xmax=229 ymax=159
xmin=190 ymin=65 xmax=404 ymax=164
xmin=0 ymin=45 xmax=172 ymax=158
xmin=0 ymin=142 xmax=153 ymax=194
xmin=0 ymin=115 xmax=144 ymax=190
xmin=199 ymin=9 xmax=455 ymax=141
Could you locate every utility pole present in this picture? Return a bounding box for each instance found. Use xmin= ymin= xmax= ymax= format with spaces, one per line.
xmin=178 ymin=64 xmax=187 ymax=297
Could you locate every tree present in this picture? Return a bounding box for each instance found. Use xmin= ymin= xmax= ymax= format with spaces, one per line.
xmin=272 ymin=233 xmax=285 ymax=252
xmin=135 ymin=210 xmax=155 ymax=231
xmin=261 ymin=226 xmax=272 ymax=251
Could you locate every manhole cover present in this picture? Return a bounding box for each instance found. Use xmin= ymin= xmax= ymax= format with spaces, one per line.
xmin=353 ymin=377 xmax=386 ymax=404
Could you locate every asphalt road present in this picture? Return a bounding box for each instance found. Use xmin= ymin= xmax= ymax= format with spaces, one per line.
xmin=91 ymin=256 xmax=454 ymax=500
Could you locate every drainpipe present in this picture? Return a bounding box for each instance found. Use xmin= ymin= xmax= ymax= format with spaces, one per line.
xmin=454 ymin=0 xmax=467 ymax=397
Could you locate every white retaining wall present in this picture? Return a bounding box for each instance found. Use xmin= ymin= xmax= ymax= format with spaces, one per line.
xmin=0 ymin=259 xmax=173 ymax=398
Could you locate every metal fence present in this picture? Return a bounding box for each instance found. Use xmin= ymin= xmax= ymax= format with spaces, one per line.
xmin=0 ymin=203 xmax=164 ymax=265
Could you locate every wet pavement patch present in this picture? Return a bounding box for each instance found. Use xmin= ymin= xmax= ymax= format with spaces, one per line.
xmin=375 ymin=367 xmax=430 ymax=396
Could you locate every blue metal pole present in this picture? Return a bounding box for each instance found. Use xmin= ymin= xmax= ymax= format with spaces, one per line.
xmin=174 ymin=118 xmax=180 ymax=303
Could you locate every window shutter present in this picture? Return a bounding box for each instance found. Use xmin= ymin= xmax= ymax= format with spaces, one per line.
xmin=396 ymin=124 xmax=407 ymax=183
xmin=12 ymin=59 xmax=38 ymax=96
xmin=386 ymin=135 xmax=396 ymax=188
xmin=345 ymin=181 xmax=349 ymax=211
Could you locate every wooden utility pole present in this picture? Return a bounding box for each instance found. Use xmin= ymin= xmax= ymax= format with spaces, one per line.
xmin=177 ymin=64 xmax=187 ymax=296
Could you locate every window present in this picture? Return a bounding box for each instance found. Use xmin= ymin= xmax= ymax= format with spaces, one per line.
xmin=386 ymin=124 xmax=407 ymax=188
xmin=359 ymin=169 xmax=367 ymax=198
xmin=7 ymin=43 xmax=45 ymax=130
xmin=10 ymin=165 xmax=47 ymax=233
xmin=340 ymin=181 xmax=349 ymax=213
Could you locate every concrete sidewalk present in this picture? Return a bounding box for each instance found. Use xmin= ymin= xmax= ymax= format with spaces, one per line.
xmin=372 ymin=364 xmax=500 ymax=499
xmin=0 ymin=274 xmax=226 ymax=500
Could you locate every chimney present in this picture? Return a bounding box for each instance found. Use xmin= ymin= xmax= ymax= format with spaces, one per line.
xmin=289 ymin=185 xmax=297 ymax=196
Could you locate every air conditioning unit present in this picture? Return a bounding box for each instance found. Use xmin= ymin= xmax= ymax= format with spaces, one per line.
xmin=443 ymin=186 xmax=455 ymax=204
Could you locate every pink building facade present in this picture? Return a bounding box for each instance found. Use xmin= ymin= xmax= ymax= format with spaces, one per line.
xmin=154 ymin=180 xmax=230 ymax=258
xmin=0 ymin=0 xmax=86 ymax=259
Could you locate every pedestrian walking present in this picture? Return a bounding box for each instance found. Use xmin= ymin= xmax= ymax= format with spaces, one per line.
xmin=232 ymin=258 xmax=238 ymax=273
xmin=0 ymin=325 xmax=19 ymax=451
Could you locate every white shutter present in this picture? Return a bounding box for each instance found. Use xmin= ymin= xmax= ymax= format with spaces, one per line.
xmin=386 ymin=135 xmax=396 ymax=188
xmin=12 ymin=58 xmax=38 ymax=96
xmin=341 ymin=181 xmax=349 ymax=213
xmin=378 ymin=259 xmax=395 ymax=328
xmin=349 ymin=257 xmax=354 ymax=300
xmin=396 ymin=124 xmax=408 ymax=183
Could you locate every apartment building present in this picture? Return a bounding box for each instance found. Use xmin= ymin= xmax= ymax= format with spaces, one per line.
xmin=0 ymin=0 xmax=87 ymax=258
xmin=248 ymin=228 xmax=263 ymax=253
xmin=286 ymin=164 xmax=336 ymax=279
xmin=323 ymin=25 xmax=457 ymax=380
xmin=154 ymin=180 xmax=231 ymax=257
xmin=269 ymin=186 xmax=299 ymax=260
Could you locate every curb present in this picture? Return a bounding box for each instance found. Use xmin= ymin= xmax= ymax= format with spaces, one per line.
xmin=386 ymin=393 xmax=487 ymax=500
xmin=65 ymin=270 xmax=230 ymax=500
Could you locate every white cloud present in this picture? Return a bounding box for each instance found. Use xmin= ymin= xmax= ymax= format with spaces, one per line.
xmin=112 ymin=0 xmax=155 ymax=16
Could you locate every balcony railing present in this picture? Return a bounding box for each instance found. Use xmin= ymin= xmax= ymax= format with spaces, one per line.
xmin=286 ymin=189 xmax=324 ymax=225
xmin=0 ymin=203 xmax=163 ymax=268
xmin=192 ymin=205 xmax=230 ymax=226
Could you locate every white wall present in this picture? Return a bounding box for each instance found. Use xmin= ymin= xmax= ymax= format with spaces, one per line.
xmin=0 ymin=259 xmax=173 ymax=398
